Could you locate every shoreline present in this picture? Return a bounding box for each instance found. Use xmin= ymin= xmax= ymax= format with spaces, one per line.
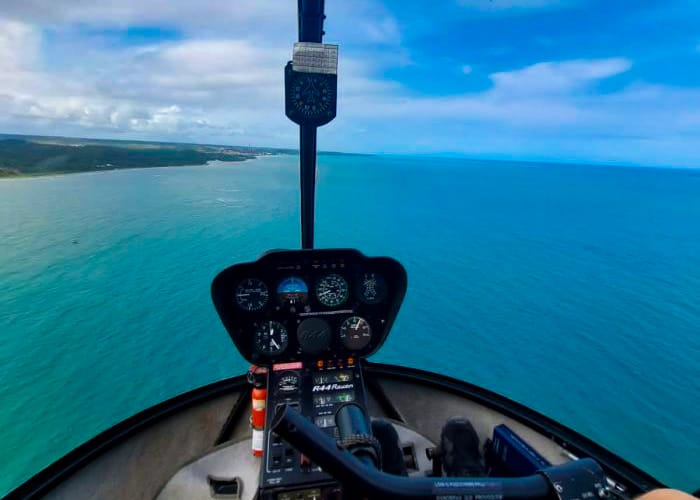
xmin=0 ymin=154 xmax=285 ymax=180
xmin=0 ymin=134 xmax=294 ymax=179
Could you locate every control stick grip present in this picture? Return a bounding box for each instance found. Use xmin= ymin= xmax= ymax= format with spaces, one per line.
xmin=270 ymin=403 xmax=556 ymax=500
xmin=335 ymin=403 xmax=381 ymax=469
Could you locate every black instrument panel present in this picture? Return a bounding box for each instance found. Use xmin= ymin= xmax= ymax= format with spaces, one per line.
xmin=211 ymin=249 xmax=407 ymax=364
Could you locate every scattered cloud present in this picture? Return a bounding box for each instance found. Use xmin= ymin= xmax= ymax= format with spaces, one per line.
xmin=350 ymin=16 xmax=401 ymax=45
xmin=0 ymin=12 xmax=402 ymax=147
xmin=1 ymin=2 xmax=700 ymax=166
xmin=0 ymin=0 xmax=408 ymax=146
xmin=342 ymin=58 xmax=633 ymax=123
xmin=489 ymin=58 xmax=631 ymax=95
xmin=333 ymin=57 xmax=700 ymax=166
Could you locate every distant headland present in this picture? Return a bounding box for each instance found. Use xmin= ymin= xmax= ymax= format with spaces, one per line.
xmin=0 ymin=134 xmax=277 ymax=177
xmin=0 ymin=133 xmax=371 ymax=178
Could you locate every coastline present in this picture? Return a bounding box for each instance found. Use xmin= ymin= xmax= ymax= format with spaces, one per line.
xmin=0 ymin=155 xmax=279 ymax=180
xmin=0 ymin=134 xmax=286 ymax=179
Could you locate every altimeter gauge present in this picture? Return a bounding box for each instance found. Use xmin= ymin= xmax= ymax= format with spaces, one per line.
xmin=315 ymin=274 xmax=349 ymax=307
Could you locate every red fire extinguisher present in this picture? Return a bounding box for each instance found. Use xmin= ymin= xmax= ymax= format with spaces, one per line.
xmin=248 ymin=365 xmax=268 ymax=457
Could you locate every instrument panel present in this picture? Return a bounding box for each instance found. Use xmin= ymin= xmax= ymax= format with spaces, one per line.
xmin=211 ymin=249 xmax=407 ymax=364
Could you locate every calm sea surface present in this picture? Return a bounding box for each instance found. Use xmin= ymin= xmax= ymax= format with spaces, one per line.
xmin=1 ymin=155 xmax=699 ymax=494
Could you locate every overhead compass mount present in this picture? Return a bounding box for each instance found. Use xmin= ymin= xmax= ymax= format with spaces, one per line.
xmin=285 ymin=0 xmax=338 ymax=249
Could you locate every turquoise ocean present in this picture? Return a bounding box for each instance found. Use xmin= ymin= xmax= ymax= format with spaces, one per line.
xmin=1 ymin=154 xmax=699 ymax=495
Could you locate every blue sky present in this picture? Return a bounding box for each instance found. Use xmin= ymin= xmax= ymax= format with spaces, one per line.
xmin=1 ymin=0 xmax=700 ymax=166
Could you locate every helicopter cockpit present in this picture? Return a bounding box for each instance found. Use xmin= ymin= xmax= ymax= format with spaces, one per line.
xmin=210 ymin=248 xmax=607 ymax=500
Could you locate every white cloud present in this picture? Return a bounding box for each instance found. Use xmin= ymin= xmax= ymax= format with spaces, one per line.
xmin=149 ymin=40 xmax=286 ymax=94
xmin=0 ymin=0 xmax=407 ymax=146
xmin=0 ymin=20 xmax=40 ymax=71
xmin=326 ymin=0 xmax=402 ymax=45
xmin=0 ymin=10 xmax=405 ymax=147
xmin=341 ymin=58 xmax=633 ymax=125
xmin=0 ymin=19 xmax=230 ymax=138
xmin=489 ymin=58 xmax=631 ymax=95
xmin=345 ymin=15 xmax=401 ymax=45
xmin=328 ymin=56 xmax=700 ymax=166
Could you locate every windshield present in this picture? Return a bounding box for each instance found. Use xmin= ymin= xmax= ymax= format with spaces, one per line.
xmin=1 ymin=1 xmax=699 ymax=496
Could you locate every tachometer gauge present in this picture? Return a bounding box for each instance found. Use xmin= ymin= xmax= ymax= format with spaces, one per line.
xmin=276 ymin=277 xmax=309 ymax=306
xmin=277 ymin=372 xmax=300 ymax=394
xmin=254 ymin=321 xmax=288 ymax=355
xmin=358 ymin=272 xmax=387 ymax=304
xmin=235 ymin=278 xmax=269 ymax=311
xmin=339 ymin=316 xmax=372 ymax=350
xmin=315 ymin=274 xmax=349 ymax=307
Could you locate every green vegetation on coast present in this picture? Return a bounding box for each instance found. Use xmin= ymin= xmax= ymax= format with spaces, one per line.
xmin=0 ymin=134 xmax=281 ymax=177
xmin=0 ymin=133 xmax=373 ymax=178
xmin=0 ymin=167 xmax=22 ymax=178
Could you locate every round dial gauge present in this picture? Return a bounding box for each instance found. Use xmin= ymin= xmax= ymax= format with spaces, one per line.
xmin=276 ymin=277 xmax=309 ymax=306
xmin=291 ymin=75 xmax=335 ymax=119
xmin=358 ymin=272 xmax=387 ymax=304
xmin=315 ymin=274 xmax=349 ymax=307
xmin=235 ymin=278 xmax=269 ymax=311
xmin=254 ymin=321 xmax=288 ymax=355
xmin=277 ymin=372 xmax=300 ymax=394
xmin=339 ymin=316 xmax=372 ymax=350
xmin=297 ymin=317 xmax=332 ymax=354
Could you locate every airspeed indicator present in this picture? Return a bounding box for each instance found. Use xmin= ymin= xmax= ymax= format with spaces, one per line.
xmin=235 ymin=278 xmax=269 ymax=311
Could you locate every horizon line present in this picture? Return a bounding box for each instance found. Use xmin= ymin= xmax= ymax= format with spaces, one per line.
xmin=1 ymin=131 xmax=697 ymax=171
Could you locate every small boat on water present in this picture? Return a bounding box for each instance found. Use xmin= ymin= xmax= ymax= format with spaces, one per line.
xmin=8 ymin=2 xmax=675 ymax=499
